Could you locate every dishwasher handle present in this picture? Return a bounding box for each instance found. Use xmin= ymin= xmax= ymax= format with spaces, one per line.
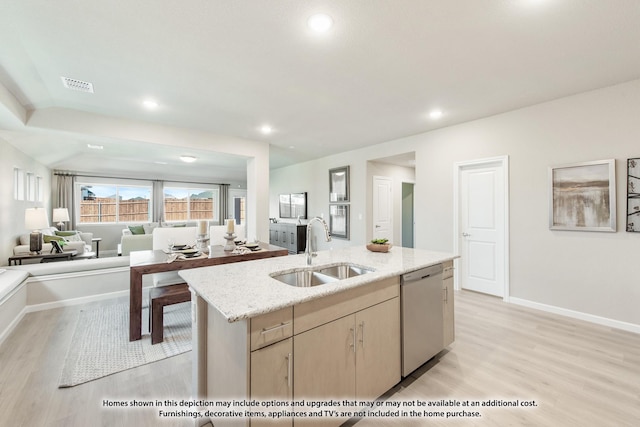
xmin=401 ymin=264 xmax=443 ymax=283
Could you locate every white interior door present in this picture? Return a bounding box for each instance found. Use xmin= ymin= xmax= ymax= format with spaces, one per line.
xmin=459 ymin=160 xmax=507 ymax=298
xmin=372 ymin=176 xmax=392 ymax=241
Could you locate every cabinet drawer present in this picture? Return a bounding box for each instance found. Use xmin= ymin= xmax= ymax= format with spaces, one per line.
xmin=250 ymin=307 xmax=293 ymax=351
xmin=442 ymin=260 xmax=454 ymax=279
xmin=294 ymin=276 xmax=399 ymax=335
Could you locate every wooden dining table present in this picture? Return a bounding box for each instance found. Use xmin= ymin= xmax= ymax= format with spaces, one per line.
xmin=129 ymin=243 xmax=289 ymax=341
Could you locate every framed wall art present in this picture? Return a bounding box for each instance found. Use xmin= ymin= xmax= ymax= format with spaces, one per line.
xmin=329 ymin=166 xmax=350 ymax=203
xmin=549 ymin=159 xmax=616 ymax=232
xmin=329 ymin=204 xmax=349 ymax=239
xmin=627 ymin=158 xmax=640 ymax=232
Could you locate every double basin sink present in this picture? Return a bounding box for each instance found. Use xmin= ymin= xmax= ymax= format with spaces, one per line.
xmin=271 ymin=263 xmax=375 ymax=287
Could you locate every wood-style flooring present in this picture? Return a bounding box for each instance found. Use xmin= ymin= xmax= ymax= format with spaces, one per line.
xmin=1 ymin=290 xmax=639 ymax=426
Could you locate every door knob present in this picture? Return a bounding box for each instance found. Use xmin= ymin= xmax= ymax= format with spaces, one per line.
xmin=462 ymin=232 xmax=471 ymax=237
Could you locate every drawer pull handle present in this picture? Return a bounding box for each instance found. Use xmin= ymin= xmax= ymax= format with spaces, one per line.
xmin=260 ymin=322 xmax=291 ymax=335
xmin=286 ymin=353 xmax=292 ymax=388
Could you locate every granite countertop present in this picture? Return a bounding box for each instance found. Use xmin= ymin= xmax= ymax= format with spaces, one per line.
xmin=179 ymin=245 xmax=457 ymax=323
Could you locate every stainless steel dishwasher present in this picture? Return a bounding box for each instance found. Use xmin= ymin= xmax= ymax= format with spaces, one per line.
xmin=401 ymin=263 xmax=444 ymax=377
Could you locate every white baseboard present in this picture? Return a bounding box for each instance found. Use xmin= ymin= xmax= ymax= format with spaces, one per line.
xmin=509 ymin=297 xmax=640 ymax=334
xmin=25 ymin=289 xmax=132 ymax=313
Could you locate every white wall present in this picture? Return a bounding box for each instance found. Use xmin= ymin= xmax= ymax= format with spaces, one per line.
xmin=271 ymin=79 xmax=640 ymax=328
xmin=270 ymin=159 xmax=368 ymax=250
xmin=0 ymin=138 xmax=51 ymax=266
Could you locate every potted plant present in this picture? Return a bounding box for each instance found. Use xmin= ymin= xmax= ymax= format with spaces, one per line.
xmin=366 ymin=238 xmax=392 ymax=253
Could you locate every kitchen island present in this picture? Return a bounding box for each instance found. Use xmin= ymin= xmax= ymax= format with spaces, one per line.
xmin=180 ymin=245 xmax=457 ymax=427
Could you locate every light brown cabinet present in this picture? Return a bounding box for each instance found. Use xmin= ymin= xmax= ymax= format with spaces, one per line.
xmin=442 ymin=260 xmax=455 ymax=348
xmin=199 ymin=275 xmax=407 ymax=427
xmin=293 ymin=279 xmax=400 ymax=427
xmin=250 ymin=338 xmax=293 ymax=427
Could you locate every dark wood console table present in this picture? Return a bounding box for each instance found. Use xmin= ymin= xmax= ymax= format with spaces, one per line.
xmin=129 ymin=243 xmax=288 ymax=341
xmin=8 ymin=250 xmax=78 ymax=265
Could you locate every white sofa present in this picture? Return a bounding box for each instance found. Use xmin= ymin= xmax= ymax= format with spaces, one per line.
xmin=13 ymin=227 xmax=93 ymax=256
xmin=119 ymin=234 xmax=153 ymax=256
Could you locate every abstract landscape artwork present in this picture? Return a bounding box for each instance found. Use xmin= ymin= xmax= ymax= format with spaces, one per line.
xmin=549 ymin=159 xmax=616 ymax=232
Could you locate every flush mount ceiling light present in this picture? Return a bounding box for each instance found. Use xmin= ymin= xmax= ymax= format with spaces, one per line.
xmin=429 ymin=110 xmax=444 ymax=120
xmin=260 ymin=125 xmax=273 ymax=135
xmin=180 ymin=155 xmax=197 ymax=163
xmin=307 ymin=13 xmax=333 ymax=33
xmin=143 ymin=99 xmax=159 ymax=109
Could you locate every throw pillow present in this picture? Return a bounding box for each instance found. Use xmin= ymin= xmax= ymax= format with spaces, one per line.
xmin=44 ymin=234 xmax=65 ymax=243
xmin=143 ymin=223 xmax=157 ymax=234
xmin=172 ymin=223 xmax=187 ymax=227
xmin=128 ymin=225 xmax=145 ymax=235
xmin=55 ymin=230 xmax=83 ymax=242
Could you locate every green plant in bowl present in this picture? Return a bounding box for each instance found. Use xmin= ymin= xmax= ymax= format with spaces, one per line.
xmin=367 ymin=238 xmax=391 ymax=252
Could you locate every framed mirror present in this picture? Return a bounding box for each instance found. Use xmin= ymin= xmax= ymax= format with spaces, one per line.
xmin=278 ymin=194 xmax=291 ymax=218
xmin=329 ymin=166 xmax=350 ymax=203
xmin=279 ymin=192 xmax=307 ymax=219
xmin=329 ymin=204 xmax=349 ymax=239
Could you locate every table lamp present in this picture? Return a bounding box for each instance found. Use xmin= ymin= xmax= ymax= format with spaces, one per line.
xmin=52 ymin=207 xmax=70 ymax=231
xmin=25 ymin=207 xmax=50 ymax=254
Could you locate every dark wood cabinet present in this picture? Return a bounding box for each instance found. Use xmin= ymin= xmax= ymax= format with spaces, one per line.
xmin=269 ymin=223 xmax=306 ymax=254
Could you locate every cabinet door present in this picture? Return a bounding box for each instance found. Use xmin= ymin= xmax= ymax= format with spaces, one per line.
xmin=250 ymin=338 xmax=293 ymax=427
xmin=355 ymin=298 xmax=401 ymax=400
xmin=443 ymin=276 xmax=455 ymax=347
xmin=294 ymin=314 xmax=355 ymax=427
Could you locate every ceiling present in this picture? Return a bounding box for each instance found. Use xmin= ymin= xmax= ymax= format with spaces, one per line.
xmin=1 ymin=0 xmax=640 ymax=182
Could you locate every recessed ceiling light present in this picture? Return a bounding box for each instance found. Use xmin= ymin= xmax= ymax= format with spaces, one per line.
xmin=143 ymin=99 xmax=159 ymax=109
xmin=429 ymin=110 xmax=444 ymax=120
xmin=289 ymin=146 xmax=296 ymax=149
xmin=260 ymin=125 xmax=273 ymax=135
xmin=308 ymin=13 xmax=333 ymax=33
xmin=180 ymin=155 xmax=197 ymax=163
xmin=87 ymin=143 xmax=103 ymax=150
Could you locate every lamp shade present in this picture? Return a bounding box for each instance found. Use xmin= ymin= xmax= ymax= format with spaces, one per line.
xmin=25 ymin=207 xmax=50 ymax=230
xmin=52 ymin=208 xmax=70 ymax=223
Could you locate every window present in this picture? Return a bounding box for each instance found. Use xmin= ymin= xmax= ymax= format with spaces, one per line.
xmin=164 ymin=186 xmax=219 ymax=222
xmin=26 ymin=172 xmax=36 ymax=201
xmin=36 ymin=176 xmax=44 ymax=202
xmin=77 ymin=182 xmax=152 ymax=223
xmin=14 ymin=168 xmax=24 ymax=200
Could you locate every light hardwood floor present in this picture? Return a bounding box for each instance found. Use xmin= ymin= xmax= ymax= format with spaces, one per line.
xmin=353 ymin=290 xmax=640 ymax=427
xmin=1 ymin=291 xmax=639 ymax=426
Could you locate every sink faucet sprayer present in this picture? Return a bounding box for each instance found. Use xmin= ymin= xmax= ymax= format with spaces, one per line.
xmin=306 ymin=216 xmax=331 ymax=265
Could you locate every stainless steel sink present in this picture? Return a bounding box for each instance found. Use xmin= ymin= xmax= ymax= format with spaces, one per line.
xmin=317 ymin=264 xmax=375 ymax=279
xmin=270 ymin=263 xmax=375 ymax=287
xmin=271 ymin=270 xmax=338 ymax=287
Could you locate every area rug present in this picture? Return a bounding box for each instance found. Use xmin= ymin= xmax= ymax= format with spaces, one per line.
xmin=58 ymin=301 xmax=191 ymax=387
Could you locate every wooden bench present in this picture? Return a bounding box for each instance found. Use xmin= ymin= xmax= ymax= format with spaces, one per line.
xmin=149 ymin=283 xmax=191 ymax=344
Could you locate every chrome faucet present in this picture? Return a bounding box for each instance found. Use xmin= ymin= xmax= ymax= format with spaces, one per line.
xmin=306 ymin=216 xmax=331 ymax=265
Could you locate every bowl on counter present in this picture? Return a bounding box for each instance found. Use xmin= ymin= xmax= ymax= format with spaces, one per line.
xmin=366 ymin=243 xmax=392 ymax=253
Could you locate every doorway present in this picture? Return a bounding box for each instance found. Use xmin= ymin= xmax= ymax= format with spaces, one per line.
xmin=372 ymin=176 xmax=392 ymax=241
xmin=402 ymin=182 xmax=414 ymax=248
xmin=454 ymin=156 xmax=509 ymax=300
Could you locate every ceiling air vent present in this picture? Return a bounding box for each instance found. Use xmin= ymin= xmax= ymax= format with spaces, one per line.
xmin=61 ymin=76 xmax=94 ymax=93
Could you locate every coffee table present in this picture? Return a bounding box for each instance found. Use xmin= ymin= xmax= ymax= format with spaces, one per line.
xmin=8 ymin=250 xmax=78 ymax=265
